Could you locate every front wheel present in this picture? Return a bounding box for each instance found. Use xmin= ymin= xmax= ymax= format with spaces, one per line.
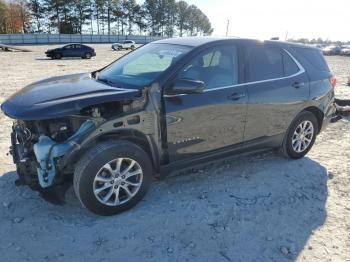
xmin=73 ymin=140 xmax=153 ymax=216
xmin=281 ymin=111 xmax=318 ymax=159
xmin=54 ymin=53 xmax=62 ymax=59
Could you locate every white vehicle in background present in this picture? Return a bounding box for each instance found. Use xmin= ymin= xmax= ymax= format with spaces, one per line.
xmin=111 ymin=40 xmax=136 ymax=51
xmin=340 ymin=45 xmax=350 ymax=56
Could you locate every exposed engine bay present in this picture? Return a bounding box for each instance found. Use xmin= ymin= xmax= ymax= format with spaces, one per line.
xmin=10 ymin=98 xmax=152 ymax=198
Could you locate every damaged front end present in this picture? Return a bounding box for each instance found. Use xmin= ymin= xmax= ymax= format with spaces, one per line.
xmin=6 ymin=83 xmax=162 ymax=204
xmin=10 ymin=116 xmax=97 ymax=198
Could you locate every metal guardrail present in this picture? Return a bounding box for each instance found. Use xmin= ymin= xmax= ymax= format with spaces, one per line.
xmin=0 ymin=34 xmax=166 ymax=45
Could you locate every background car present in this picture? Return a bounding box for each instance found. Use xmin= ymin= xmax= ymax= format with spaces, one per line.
xmin=322 ymin=45 xmax=341 ymax=55
xmin=111 ymin=40 xmax=136 ymax=51
xmin=340 ymin=46 xmax=350 ymax=56
xmin=45 ymin=44 xmax=96 ymax=59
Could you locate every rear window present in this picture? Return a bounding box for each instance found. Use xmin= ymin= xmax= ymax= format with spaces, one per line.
xmin=294 ymin=47 xmax=329 ymax=72
xmin=247 ymin=45 xmax=284 ymax=82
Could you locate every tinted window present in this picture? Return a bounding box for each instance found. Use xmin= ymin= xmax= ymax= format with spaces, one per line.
xmin=63 ymin=45 xmax=72 ymax=49
xmin=294 ymin=47 xmax=330 ymax=72
xmin=178 ymin=45 xmax=238 ymax=89
xmin=75 ymin=44 xmax=82 ymax=49
xmin=283 ymin=51 xmax=299 ymax=76
xmin=247 ymin=45 xmax=283 ymax=82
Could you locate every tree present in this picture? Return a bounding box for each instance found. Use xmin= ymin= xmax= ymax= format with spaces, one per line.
xmin=72 ymin=0 xmax=92 ymax=34
xmin=0 ymin=0 xmax=31 ymax=33
xmin=0 ymin=0 xmax=9 ymax=33
xmin=164 ymin=0 xmax=177 ymax=37
xmin=176 ymin=0 xmax=189 ymax=37
xmin=143 ymin=0 xmax=160 ymax=36
xmin=120 ymin=0 xmax=138 ymax=35
xmin=134 ymin=4 xmax=146 ymax=35
xmin=2 ymin=0 xmax=213 ymax=36
xmin=28 ymin=0 xmax=45 ymax=33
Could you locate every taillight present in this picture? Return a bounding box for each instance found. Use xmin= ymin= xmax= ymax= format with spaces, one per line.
xmin=330 ymin=75 xmax=337 ymax=88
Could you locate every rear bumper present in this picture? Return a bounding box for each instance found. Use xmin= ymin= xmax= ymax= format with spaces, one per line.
xmin=320 ymin=99 xmax=337 ymax=132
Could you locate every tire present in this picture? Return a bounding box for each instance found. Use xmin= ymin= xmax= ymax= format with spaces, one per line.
xmin=131 ymin=45 xmax=135 ymax=50
xmin=118 ymin=46 xmax=122 ymax=51
xmin=54 ymin=53 xmax=62 ymax=59
xmin=84 ymin=52 xmax=92 ymax=59
xmin=281 ymin=111 xmax=318 ymax=159
xmin=74 ymin=140 xmax=153 ymax=216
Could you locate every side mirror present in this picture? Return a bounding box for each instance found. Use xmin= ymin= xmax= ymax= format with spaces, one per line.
xmin=167 ymin=79 xmax=204 ymax=95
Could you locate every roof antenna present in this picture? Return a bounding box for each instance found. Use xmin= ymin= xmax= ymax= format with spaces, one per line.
xmin=226 ymin=20 xmax=230 ymax=36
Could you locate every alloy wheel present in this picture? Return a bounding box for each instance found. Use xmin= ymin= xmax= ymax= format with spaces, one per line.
xmin=93 ymin=158 xmax=143 ymax=206
xmin=292 ymin=120 xmax=314 ymax=153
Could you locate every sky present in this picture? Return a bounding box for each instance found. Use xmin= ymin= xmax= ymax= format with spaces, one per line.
xmin=138 ymin=0 xmax=350 ymax=41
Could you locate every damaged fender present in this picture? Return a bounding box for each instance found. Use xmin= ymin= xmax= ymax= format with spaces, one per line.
xmin=34 ymin=120 xmax=96 ymax=187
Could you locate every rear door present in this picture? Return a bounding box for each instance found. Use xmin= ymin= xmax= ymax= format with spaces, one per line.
xmin=74 ymin=44 xmax=83 ymax=57
xmin=243 ymin=44 xmax=309 ymax=142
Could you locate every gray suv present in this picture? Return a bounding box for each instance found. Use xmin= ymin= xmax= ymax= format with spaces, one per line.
xmin=1 ymin=37 xmax=336 ymax=215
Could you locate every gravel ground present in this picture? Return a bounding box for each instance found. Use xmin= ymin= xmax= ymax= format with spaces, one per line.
xmin=0 ymin=45 xmax=350 ymax=262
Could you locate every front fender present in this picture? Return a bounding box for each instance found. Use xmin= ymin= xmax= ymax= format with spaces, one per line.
xmin=58 ymin=110 xmax=162 ymax=174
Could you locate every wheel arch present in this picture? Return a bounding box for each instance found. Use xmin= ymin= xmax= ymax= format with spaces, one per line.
xmin=302 ymin=106 xmax=324 ymax=133
xmin=63 ymin=129 xmax=160 ymax=175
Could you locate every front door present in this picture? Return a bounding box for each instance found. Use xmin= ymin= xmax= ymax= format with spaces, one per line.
xmin=164 ymin=44 xmax=248 ymax=162
xmin=62 ymin=44 xmax=74 ymax=57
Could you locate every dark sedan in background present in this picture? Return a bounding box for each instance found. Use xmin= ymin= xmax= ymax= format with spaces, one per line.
xmin=45 ymin=44 xmax=96 ymax=59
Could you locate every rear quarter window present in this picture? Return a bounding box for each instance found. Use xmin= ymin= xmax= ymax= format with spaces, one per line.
xmin=282 ymin=51 xmax=300 ymax=76
xmin=293 ymin=47 xmax=330 ymax=72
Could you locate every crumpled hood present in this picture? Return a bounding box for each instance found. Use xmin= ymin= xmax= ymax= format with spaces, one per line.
xmin=1 ymin=73 xmax=141 ymax=120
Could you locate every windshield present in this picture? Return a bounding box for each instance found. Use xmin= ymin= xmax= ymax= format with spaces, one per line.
xmin=97 ymin=43 xmax=193 ymax=88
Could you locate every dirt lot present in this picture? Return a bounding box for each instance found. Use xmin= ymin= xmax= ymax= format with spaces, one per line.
xmin=0 ymin=45 xmax=350 ymax=262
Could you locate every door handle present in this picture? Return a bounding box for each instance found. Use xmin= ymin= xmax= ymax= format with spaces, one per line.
xmin=228 ymin=92 xmax=246 ymax=100
xmin=292 ymin=82 xmax=304 ymax=89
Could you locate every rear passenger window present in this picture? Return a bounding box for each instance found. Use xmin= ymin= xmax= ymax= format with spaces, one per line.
xmin=283 ymin=51 xmax=299 ymax=76
xmin=247 ymin=46 xmax=284 ymax=82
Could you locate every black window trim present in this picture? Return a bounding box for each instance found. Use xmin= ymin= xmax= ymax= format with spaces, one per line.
xmin=203 ymin=49 xmax=305 ymax=92
xmin=164 ymin=46 xmax=305 ymax=97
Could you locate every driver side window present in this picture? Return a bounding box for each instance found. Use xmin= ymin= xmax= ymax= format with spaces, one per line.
xmin=177 ymin=45 xmax=238 ymax=90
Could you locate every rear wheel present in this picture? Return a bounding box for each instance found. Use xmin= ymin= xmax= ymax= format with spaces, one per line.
xmin=131 ymin=45 xmax=135 ymax=50
xmin=74 ymin=140 xmax=153 ymax=216
xmin=84 ymin=52 xmax=92 ymax=59
xmin=281 ymin=111 xmax=318 ymax=159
